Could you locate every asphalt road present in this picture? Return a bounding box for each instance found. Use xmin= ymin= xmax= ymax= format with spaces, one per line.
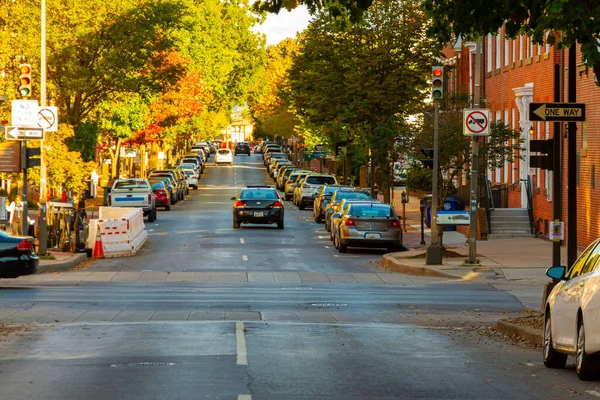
xmin=1 ymin=154 xmax=598 ymax=399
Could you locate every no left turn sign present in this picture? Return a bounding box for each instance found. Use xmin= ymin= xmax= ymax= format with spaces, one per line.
xmin=463 ymin=108 xmax=490 ymax=136
xmin=37 ymin=106 xmax=58 ymax=132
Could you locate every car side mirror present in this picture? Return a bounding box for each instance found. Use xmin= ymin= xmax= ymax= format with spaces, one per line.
xmin=546 ymin=266 xmax=567 ymax=280
xmin=230 ymin=196 xmax=236 ymax=200
xmin=333 ymin=213 xmax=341 ymax=218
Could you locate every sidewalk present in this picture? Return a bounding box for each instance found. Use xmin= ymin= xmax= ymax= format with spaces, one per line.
xmin=37 ymin=252 xmax=89 ymax=274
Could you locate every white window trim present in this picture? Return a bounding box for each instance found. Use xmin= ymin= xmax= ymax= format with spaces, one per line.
xmin=519 ymin=36 xmax=523 ymax=60
xmin=487 ymin=35 xmax=493 ymax=72
xmin=504 ymin=37 xmax=510 ymax=66
xmin=496 ymin=32 xmax=502 ymax=69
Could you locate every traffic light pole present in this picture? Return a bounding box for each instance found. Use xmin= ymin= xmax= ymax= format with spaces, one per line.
xmin=425 ymin=98 xmax=442 ymax=265
xmin=21 ymin=140 xmax=28 ymax=236
xmin=39 ymin=0 xmax=48 ymax=255
xmin=567 ymin=44 xmax=577 ymax=267
xmin=552 ymin=62 xmax=562 ymax=267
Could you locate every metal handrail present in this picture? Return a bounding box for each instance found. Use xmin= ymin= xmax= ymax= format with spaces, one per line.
xmin=524 ymin=176 xmax=535 ymax=235
xmin=484 ymin=177 xmax=494 ymax=234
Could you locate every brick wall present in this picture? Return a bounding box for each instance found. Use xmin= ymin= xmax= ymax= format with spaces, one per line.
xmin=455 ymin=207 xmax=487 ymax=240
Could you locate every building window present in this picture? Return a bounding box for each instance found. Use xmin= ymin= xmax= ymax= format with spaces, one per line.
xmin=496 ymin=32 xmax=501 ymax=69
xmin=545 ymin=32 xmax=551 ymax=54
xmin=487 ymin=35 xmax=493 ymax=72
xmin=504 ymin=37 xmax=510 ymax=66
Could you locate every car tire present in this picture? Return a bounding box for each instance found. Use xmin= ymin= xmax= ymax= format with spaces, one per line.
xmin=338 ymin=242 xmax=348 ymax=253
xmin=233 ymin=219 xmax=241 ymax=229
xmin=543 ymin=312 xmax=567 ymax=369
xmin=277 ymin=219 xmax=284 ymax=229
xmin=388 ymin=245 xmax=403 ymax=252
xmin=285 ymin=194 xmax=291 ymax=201
xmin=299 ymin=201 xmax=305 ymax=210
xmin=165 ymin=205 xmax=171 ymax=211
xmin=248 ymin=153 xmax=251 ymax=157
xmin=576 ymin=319 xmax=600 ymax=380
xmin=316 ymin=214 xmax=323 ymax=223
xmin=148 ymin=208 xmax=157 ymax=222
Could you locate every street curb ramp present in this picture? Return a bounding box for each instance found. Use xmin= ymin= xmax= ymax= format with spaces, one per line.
xmin=381 ymin=253 xmax=462 ymax=279
xmin=87 ymin=207 xmax=148 ymax=258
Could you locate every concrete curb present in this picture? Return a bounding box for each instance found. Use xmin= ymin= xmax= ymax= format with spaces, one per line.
xmin=38 ymin=253 xmax=89 ymax=274
xmin=381 ymin=254 xmax=462 ymax=279
xmin=496 ymin=319 xmax=543 ymax=346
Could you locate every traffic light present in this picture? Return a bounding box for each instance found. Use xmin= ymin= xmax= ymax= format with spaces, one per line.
xmin=530 ymin=139 xmax=553 ymax=170
xmin=432 ymin=66 xmax=444 ymax=99
xmin=420 ymin=148 xmax=434 ymax=169
xmin=19 ymin=64 xmax=32 ymax=97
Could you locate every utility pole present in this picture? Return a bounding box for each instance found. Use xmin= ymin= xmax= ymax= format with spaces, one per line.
xmin=467 ymin=38 xmax=482 ymax=264
xmin=39 ymin=0 xmax=48 ymax=255
xmin=425 ymin=97 xmax=442 ymax=264
xmin=552 ymin=61 xmax=562 ymax=267
xmin=567 ymin=44 xmax=577 ymax=267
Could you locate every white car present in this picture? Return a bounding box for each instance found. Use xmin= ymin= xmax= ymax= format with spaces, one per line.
xmin=296 ymin=174 xmax=337 ymax=210
xmin=215 ymin=149 xmax=233 ymax=166
xmin=180 ymin=169 xmax=199 ymax=189
xmin=544 ymin=238 xmax=600 ymax=380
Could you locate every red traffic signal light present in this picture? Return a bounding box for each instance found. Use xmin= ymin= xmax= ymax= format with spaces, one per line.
xmin=431 ymin=66 xmax=444 ymax=99
xmin=433 ymin=67 xmax=443 ymax=77
xmin=18 ymin=64 xmax=32 ymax=97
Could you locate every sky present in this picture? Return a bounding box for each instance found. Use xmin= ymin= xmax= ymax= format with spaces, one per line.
xmin=253 ymin=6 xmax=312 ymax=46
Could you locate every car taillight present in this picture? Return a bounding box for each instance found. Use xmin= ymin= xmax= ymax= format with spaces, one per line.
xmin=345 ymin=218 xmax=356 ymax=227
xmin=235 ymin=200 xmax=245 ymax=207
xmin=159 ymin=189 xmax=166 ymax=195
xmin=303 ymin=184 xmax=311 ymax=188
xmin=17 ymin=240 xmax=33 ymax=252
xmin=148 ymin=194 xmax=152 ymax=205
xmin=273 ymin=201 xmax=283 ymax=208
xmin=391 ymin=219 xmax=401 ymax=228
xmin=108 ymin=194 xmax=111 ymax=206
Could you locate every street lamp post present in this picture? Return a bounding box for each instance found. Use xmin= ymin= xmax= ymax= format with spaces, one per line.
xmin=39 ymin=0 xmax=48 ymax=255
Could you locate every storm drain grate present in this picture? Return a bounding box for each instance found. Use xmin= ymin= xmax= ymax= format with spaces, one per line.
xmin=111 ymin=362 xmax=175 ymax=368
xmin=310 ymin=303 xmax=348 ymax=307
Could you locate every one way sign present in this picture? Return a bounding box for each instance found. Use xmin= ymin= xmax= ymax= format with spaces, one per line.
xmin=529 ymin=102 xmax=586 ymax=122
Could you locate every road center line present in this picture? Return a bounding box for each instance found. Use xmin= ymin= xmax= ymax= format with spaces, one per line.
xmin=238 ymin=395 xmax=252 ymax=400
xmin=236 ymin=321 xmax=248 ymax=366
xmin=240 ymin=238 xmax=245 ymax=244
xmin=242 ymin=255 xmax=249 ymax=261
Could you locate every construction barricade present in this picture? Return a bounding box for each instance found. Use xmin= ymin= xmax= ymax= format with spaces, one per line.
xmin=87 ymin=207 xmax=148 ymax=258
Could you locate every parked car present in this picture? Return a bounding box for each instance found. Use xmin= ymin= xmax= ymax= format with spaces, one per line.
xmin=149 ymin=170 xmax=186 ymax=201
xmin=277 ymin=167 xmax=297 ymax=191
xmin=235 ymin=141 xmax=251 ymax=156
xmin=294 ymin=173 xmax=337 ymax=210
xmin=284 ymin=170 xmax=311 ymax=201
xmin=330 ymin=198 xmax=380 ymax=240
xmin=313 ymin=185 xmax=353 ymax=223
xmin=270 ymin=159 xmax=292 ymax=178
xmin=215 ymin=148 xmax=234 ymax=166
xmin=543 ymin=238 xmax=600 ymax=380
xmin=0 ymin=231 xmax=38 ymax=278
xmin=151 ymin=181 xmax=171 ymax=210
xmin=149 ymin=177 xmax=176 ymax=205
xmin=291 ymin=172 xmax=313 ymax=206
xmin=273 ymin=162 xmax=292 ymax=180
xmin=231 ymin=186 xmax=284 ymax=229
xmin=334 ymin=202 xmax=402 ymax=253
xmin=325 ymin=190 xmax=374 ymax=232
xmin=180 ymin=169 xmax=199 ymax=189
xmin=108 ymin=178 xmax=157 ymax=222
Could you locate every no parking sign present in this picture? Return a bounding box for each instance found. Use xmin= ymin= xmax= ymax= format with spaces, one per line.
xmin=463 ymin=108 xmax=490 ymax=136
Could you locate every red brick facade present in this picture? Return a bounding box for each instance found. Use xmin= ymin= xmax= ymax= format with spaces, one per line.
xmin=444 ymin=31 xmax=600 ymax=247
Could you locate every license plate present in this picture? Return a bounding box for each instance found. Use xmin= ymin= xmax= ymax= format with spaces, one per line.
xmin=254 ymin=212 xmax=264 ymax=217
xmin=365 ymin=233 xmax=381 ymax=239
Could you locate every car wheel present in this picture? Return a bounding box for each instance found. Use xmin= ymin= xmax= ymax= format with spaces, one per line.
xmin=233 ymin=219 xmax=241 ymax=229
xmin=326 ymin=220 xmax=331 ymax=232
xmin=148 ymin=208 xmax=157 ymax=222
xmin=338 ymin=242 xmax=348 ymax=253
xmin=316 ymin=214 xmax=323 ymax=223
xmin=299 ymin=201 xmax=305 ymax=210
xmin=334 ymin=233 xmax=340 ymax=249
xmin=277 ymin=219 xmax=284 ymax=229
xmin=165 ymin=205 xmax=171 ymax=211
xmin=285 ymin=194 xmax=291 ymax=201
xmin=576 ymin=319 xmax=600 ymax=380
xmin=248 ymin=153 xmax=251 ymax=157
xmin=543 ymin=312 xmax=567 ymax=369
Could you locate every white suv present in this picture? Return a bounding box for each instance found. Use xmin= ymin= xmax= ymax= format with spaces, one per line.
xmin=295 ymin=174 xmax=337 ymax=210
xmin=215 ymin=149 xmax=234 ymax=166
xmin=544 ymin=238 xmax=600 ymax=380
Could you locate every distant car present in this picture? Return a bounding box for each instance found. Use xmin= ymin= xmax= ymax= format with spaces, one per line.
xmin=149 ymin=178 xmax=176 ymax=205
xmin=277 ymin=167 xmax=297 ymax=190
xmin=313 ymin=185 xmax=353 ymax=223
xmin=543 ymin=239 xmax=600 ymax=380
xmin=284 ymin=170 xmax=311 ymax=201
xmin=295 ymin=174 xmax=337 ymax=210
xmin=215 ymin=149 xmax=234 ymax=166
xmin=292 ymin=172 xmax=314 ymax=206
xmin=151 ymin=181 xmax=171 ymax=210
xmin=334 ymin=202 xmax=402 ymax=253
xmin=180 ymin=169 xmax=199 ymax=189
xmin=0 ymin=231 xmax=38 ymax=278
xmin=231 ymin=186 xmax=284 ymax=229
xmin=108 ymin=178 xmax=157 ymax=222
xmin=235 ymin=142 xmax=251 ymax=156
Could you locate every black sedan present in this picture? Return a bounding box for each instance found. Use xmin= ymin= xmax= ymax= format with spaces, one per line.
xmin=0 ymin=231 xmax=38 ymax=278
xmin=231 ymin=186 xmax=284 ymax=229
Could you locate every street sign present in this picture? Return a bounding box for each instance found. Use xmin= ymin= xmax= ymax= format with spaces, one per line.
xmin=463 ymin=108 xmax=490 ymax=136
xmin=11 ymin=100 xmax=39 ymax=127
xmin=549 ymin=220 xmax=564 ymax=241
xmin=0 ymin=141 xmax=21 ymax=172
xmin=37 ymin=106 xmax=58 ymax=132
xmin=4 ymin=126 xmax=45 ymax=140
xmin=529 ymin=102 xmax=586 ymax=122
xmin=436 ymin=210 xmax=470 ymax=225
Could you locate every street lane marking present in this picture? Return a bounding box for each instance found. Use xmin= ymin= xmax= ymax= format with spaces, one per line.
xmin=238 ymin=396 xmax=252 ymax=400
xmin=240 ymin=238 xmax=245 ymax=244
xmin=176 ymin=230 xmax=205 ymax=234
xmin=242 ymin=255 xmax=249 ymax=261
xmin=236 ymin=321 xmax=248 ymax=365
xmin=324 ymin=245 xmax=331 ymax=249
xmin=148 ymin=232 xmax=168 ymax=236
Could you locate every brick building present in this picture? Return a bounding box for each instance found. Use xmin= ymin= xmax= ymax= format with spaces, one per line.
xmin=443 ymin=31 xmax=600 ymax=247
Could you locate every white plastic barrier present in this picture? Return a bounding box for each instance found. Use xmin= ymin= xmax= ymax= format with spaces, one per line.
xmin=88 ymin=207 xmax=148 ymax=258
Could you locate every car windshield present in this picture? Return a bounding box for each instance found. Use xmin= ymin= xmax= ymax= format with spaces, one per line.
xmin=178 ymin=164 xmax=196 ymax=169
xmin=114 ymin=180 xmax=149 ymax=190
xmin=335 ymin=191 xmax=371 ymax=201
xmin=348 ymin=204 xmax=393 ymax=217
xmin=240 ymin=190 xmax=278 ymax=200
xmin=151 ymin=182 xmax=165 ymax=190
xmin=306 ymin=176 xmax=336 ymax=185
xmin=218 ymin=149 xmax=230 ymax=155
xmin=183 ymin=171 xmax=195 ymax=177
xmin=270 ymin=153 xmax=286 ymax=159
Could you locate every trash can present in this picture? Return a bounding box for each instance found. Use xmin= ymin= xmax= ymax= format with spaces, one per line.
xmin=442 ymin=197 xmax=462 ymax=231
xmin=103 ymin=186 xmax=112 ymax=206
